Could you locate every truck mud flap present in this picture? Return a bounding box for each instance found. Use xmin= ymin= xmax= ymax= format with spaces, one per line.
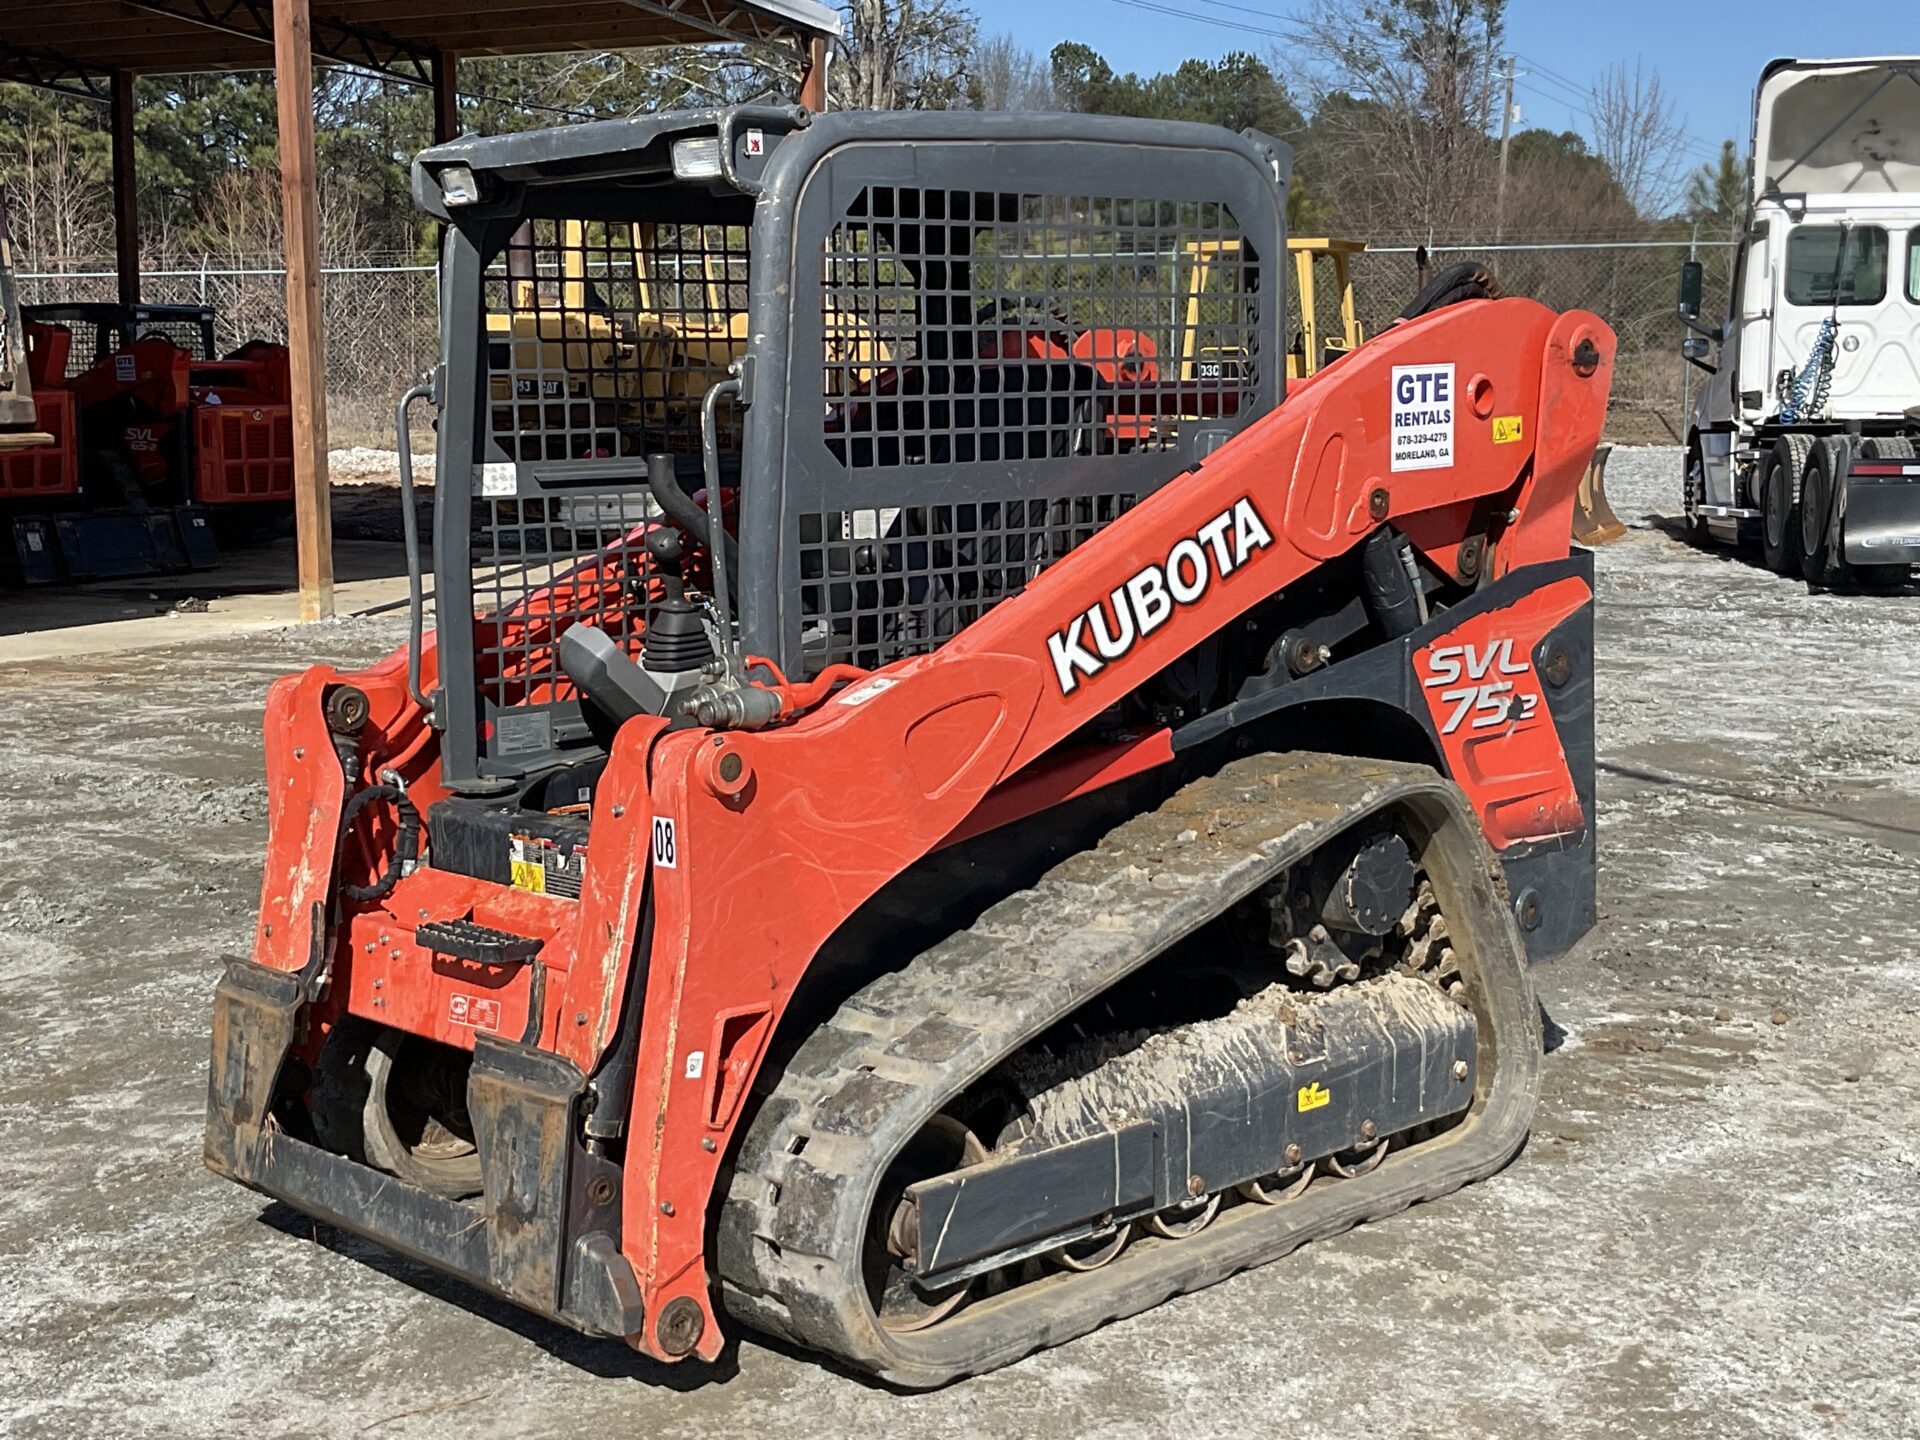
xmin=203 ymin=958 xmax=641 ymax=1338
xmin=1842 ymin=465 xmax=1920 ymax=567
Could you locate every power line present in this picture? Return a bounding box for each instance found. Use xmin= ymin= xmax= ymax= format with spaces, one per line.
xmin=1181 ymin=0 xmax=1319 ymax=37
xmin=1509 ymin=62 xmax=1730 ymax=164
xmin=1511 ymin=52 xmax=1590 ymax=99
xmin=1094 ymin=7 xmax=1734 ymax=173
xmin=1105 ymin=0 xmax=1301 ymax=42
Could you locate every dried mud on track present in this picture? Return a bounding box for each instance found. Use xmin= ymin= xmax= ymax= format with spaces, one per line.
xmin=3 ymin=447 xmax=1919 ymax=1439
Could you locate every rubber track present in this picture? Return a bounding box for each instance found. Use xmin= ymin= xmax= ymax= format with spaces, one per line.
xmin=717 ymin=753 xmax=1542 ymax=1387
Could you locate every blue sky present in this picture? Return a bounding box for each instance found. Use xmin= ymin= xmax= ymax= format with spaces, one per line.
xmin=968 ymin=0 xmax=1916 ymax=171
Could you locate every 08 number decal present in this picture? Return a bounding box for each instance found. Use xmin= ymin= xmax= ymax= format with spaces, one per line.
xmin=652 ymin=816 xmax=678 ymax=869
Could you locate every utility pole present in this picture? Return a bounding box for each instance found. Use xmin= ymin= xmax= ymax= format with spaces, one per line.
xmin=1494 ymin=55 xmax=1518 ymax=242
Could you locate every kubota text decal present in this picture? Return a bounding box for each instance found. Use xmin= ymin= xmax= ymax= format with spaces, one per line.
xmin=1046 ymin=497 xmax=1273 ymax=694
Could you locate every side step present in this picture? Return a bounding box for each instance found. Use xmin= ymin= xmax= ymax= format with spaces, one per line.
xmin=717 ymin=752 xmax=1541 ymax=1387
xmin=415 ymin=917 xmax=544 ymax=965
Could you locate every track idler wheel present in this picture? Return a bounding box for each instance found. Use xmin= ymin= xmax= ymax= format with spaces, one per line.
xmin=869 ymin=1116 xmax=989 ymax=1333
xmin=1324 ymin=1136 xmax=1391 ymax=1180
xmin=1049 ymin=1224 xmax=1132 ymax=1272
xmin=1144 ymin=1192 xmax=1222 ymax=1240
xmin=315 ymin=1022 xmax=483 ymax=1200
xmin=1237 ymin=1161 xmax=1313 ymax=1206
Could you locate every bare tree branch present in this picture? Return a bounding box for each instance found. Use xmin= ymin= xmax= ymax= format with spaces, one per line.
xmin=1586 ymin=59 xmax=1688 ymax=217
xmin=835 ymin=0 xmax=979 ymax=111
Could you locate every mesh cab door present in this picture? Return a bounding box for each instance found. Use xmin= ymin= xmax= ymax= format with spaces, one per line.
xmin=745 ymin=124 xmax=1288 ymax=678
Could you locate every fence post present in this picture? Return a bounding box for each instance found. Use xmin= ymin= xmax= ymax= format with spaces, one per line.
xmin=1680 ymin=223 xmax=1698 ymax=441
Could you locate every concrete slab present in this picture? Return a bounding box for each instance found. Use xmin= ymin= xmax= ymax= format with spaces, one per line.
xmin=0 ymin=539 xmax=417 ymax=666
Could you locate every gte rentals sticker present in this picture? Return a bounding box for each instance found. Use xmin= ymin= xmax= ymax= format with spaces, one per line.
xmin=1390 ymin=363 xmax=1455 ymax=472
xmin=1046 ymin=496 xmax=1273 ymax=695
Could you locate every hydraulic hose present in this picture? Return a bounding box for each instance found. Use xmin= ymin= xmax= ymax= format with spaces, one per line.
xmin=646 ymin=451 xmax=738 ymax=610
xmin=701 ymin=375 xmax=743 ymax=659
xmin=338 ymin=781 xmax=422 ymax=904
xmin=1398 ymin=261 xmax=1502 ymax=320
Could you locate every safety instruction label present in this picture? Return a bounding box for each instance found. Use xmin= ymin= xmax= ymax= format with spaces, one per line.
xmin=508 ymin=833 xmax=585 ymax=899
xmin=448 ymin=994 xmax=503 ymax=1031
xmin=1390 ymin=363 xmax=1455 ymax=472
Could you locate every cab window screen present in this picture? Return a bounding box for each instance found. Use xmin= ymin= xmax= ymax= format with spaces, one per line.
xmin=1907 ymin=226 xmax=1920 ymax=303
xmin=1785 ymin=225 xmax=1887 ymax=306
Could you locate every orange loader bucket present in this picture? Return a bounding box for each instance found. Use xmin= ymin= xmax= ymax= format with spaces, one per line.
xmin=1572 ymin=442 xmax=1626 ymax=546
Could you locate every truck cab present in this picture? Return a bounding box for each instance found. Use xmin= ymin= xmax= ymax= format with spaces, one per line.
xmin=1684 ymin=57 xmax=1920 ymax=578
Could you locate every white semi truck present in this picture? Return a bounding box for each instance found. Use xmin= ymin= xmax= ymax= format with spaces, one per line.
xmin=1682 ymin=57 xmax=1920 ymax=585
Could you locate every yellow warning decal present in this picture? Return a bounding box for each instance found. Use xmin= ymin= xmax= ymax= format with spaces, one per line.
xmin=509 ymin=858 xmax=546 ymax=894
xmin=1492 ymin=415 xmax=1524 ymax=444
xmin=1297 ymin=1081 xmax=1331 ymax=1113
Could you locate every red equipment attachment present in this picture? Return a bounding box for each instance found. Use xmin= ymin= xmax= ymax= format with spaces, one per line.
xmin=0 ymin=322 xmax=78 ymax=499
xmin=60 ymin=333 xmax=296 ymax=505
xmin=190 ymin=342 xmax=295 ymax=505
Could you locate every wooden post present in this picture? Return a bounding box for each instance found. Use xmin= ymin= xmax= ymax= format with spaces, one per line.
xmin=109 ymin=71 xmax=140 ymax=308
xmin=431 ymin=49 xmax=460 ymax=144
xmin=272 ymin=0 xmax=333 ymax=620
xmin=798 ymin=33 xmax=828 ymax=111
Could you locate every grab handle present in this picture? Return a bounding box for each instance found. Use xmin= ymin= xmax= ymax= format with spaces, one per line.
xmin=395 ymin=372 xmax=438 ymax=712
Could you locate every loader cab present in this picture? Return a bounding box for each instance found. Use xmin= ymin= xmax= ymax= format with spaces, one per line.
xmin=416 ymin=107 xmax=1291 ymax=791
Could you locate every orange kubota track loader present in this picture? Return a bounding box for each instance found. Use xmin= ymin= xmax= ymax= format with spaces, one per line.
xmin=206 ymin=107 xmax=1613 ymax=1387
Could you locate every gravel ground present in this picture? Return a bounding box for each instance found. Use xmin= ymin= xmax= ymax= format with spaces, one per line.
xmin=2 ymin=446 xmax=1918 ymax=1438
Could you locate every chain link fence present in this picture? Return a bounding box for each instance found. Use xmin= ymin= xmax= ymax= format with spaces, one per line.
xmin=15 ymin=253 xmax=439 ymax=446
xmin=17 ymin=238 xmax=1734 ymax=450
xmin=1338 ymin=239 xmax=1736 ymax=442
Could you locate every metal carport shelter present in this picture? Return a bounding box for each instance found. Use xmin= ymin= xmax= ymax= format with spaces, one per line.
xmin=0 ymin=0 xmax=838 ymax=618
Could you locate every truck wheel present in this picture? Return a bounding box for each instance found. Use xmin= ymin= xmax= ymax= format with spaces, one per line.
xmin=1760 ymin=435 xmax=1809 ymax=574
xmin=1799 ymin=437 xmax=1850 ymax=586
xmin=1683 ymin=444 xmax=1711 ymax=547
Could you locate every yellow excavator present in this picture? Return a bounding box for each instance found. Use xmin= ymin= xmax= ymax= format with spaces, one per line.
xmin=487 ymin=221 xmax=888 ymax=458
xmin=1181 ymin=236 xmax=1622 ymax=545
xmin=1178 ymin=236 xmax=1367 ymax=386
